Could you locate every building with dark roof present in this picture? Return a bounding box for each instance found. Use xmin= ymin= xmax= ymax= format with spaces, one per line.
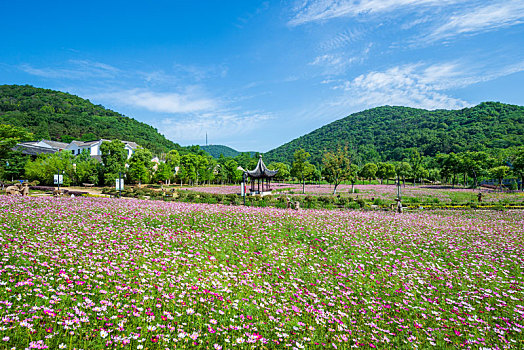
xmin=14 ymin=139 xmax=139 ymax=159
xmin=245 ymin=155 xmax=278 ymax=194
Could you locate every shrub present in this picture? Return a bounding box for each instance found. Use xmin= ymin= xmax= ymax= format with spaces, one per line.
xmin=347 ymin=202 xmax=360 ymax=209
xmin=304 ymin=195 xmax=316 ymax=203
xmin=372 ymin=198 xmax=386 ymax=206
xmin=318 ymin=196 xmax=334 ymax=204
xmin=226 ymin=194 xmax=237 ymax=202
xmin=356 ymin=198 xmax=366 ymax=208
xmin=206 ymin=197 xmax=218 ymax=204
xmin=337 ymin=197 xmax=350 ymax=206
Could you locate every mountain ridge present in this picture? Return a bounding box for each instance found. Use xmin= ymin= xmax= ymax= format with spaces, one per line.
xmin=200 ymin=144 xmax=256 ymax=158
xmin=0 ymin=84 xmax=183 ymax=155
xmin=264 ymin=102 xmax=524 ymax=164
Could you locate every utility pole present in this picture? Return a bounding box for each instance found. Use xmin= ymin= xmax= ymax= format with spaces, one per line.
xmin=242 ymin=172 xmax=247 ymax=206
xmin=118 ymin=171 xmax=122 ymax=198
xmin=396 ymin=175 xmax=402 ymax=213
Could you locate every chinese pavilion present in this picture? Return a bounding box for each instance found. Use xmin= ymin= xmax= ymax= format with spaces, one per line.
xmin=245 ymin=155 xmax=278 ymax=194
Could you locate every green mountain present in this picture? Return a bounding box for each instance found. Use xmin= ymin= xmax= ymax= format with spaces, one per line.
xmin=201 ymin=144 xmax=256 ymax=158
xmin=264 ymin=102 xmax=524 ymax=165
xmin=0 ymin=85 xmax=183 ymax=154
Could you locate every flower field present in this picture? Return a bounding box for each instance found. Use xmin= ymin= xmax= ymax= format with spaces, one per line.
xmin=1 ymin=196 xmax=523 ymax=349
xmin=179 ymin=183 xmax=524 ymax=205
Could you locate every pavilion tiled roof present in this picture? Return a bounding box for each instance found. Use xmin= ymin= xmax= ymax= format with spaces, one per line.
xmin=246 ymin=156 xmax=278 ymax=178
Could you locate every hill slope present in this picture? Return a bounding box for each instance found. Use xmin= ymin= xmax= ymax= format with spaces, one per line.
xmin=200 ymin=145 xmax=240 ymax=158
xmin=0 ymin=85 xmax=182 ymax=154
xmin=264 ymin=102 xmax=524 ymax=164
xmin=200 ymin=145 xmax=256 ymax=158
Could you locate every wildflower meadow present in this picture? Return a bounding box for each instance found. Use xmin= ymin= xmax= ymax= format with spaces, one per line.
xmin=0 ymin=196 xmax=523 ymax=349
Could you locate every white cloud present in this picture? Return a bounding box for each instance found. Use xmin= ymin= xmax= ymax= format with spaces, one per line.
xmin=156 ymin=112 xmax=272 ymax=145
xmin=19 ymin=60 xmax=119 ymax=79
xmin=310 ymin=54 xmax=344 ymax=67
xmin=96 ymin=89 xmax=218 ymax=114
xmin=290 ymin=0 xmax=524 ymax=46
xmin=336 ymin=63 xmax=470 ymax=110
xmin=309 ymin=44 xmax=372 ymax=75
xmin=320 ymin=28 xmax=364 ymax=50
xmin=288 ymin=0 xmax=459 ymax=26
xmin=310 ymin=54 xmax=360 ymax=75
xmin=429 ymin=1 xmax=524 ymax=41
xmin=334 ymin=59 xmax=524 ymax=110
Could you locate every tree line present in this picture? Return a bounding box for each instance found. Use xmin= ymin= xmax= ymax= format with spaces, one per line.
xmin=1 ymin=123 xmax=523 ymax=192
xmin=265 ymin=102 xmax=524 ymax=165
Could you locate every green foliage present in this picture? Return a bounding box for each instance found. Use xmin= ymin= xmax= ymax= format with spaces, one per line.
xmin=128 ymin=148 xmax=153 ymax=184
xmin=490 ymin=166 xmax=510 ymax=187
xmin=394 ymin=161 xmax=412 ymax=184
xmin=223 ymin=159 xmax=241 ymax=183
xmin=511 ymin=147 xmax=524 ymax=189
xmin=165 ymin=150 xmax=180 ymax=168
xmin=376 ymin=162 xmax=395 ymax=184
xmin=0 ymin=124 xmax=34 ymax=179
xmin=291 ymin=149 xmax=310 ymax=194
xmin=303 ymin=162 xmax=318 ymax=181
xmin=322 ymin=146 xmax=352 ymax=194
xmin=0 ymin=85 xmax=183 ymax=154
xmin=201 ymin=145 xmax=256 ymax=158
xmin=100 ymin=140 xmax=127 ymax=186
xmin=264 ymin=102 xmax=524 ymax=164
xmin=177 ymin=153 xmax=213 ymax=185
xmin=2 ymin=151 xmax=28 ymax=180
xmin=267 ymin=162 xmax=290 ymax=181
xmin=0 ymin=124 xmax=33 ymax=159
xmin=154 ymin=162 xmax=173 ymax=183
xmin=25 ymin=151 xmax=74 ymax=185
xmin=73 ymin=149 xmax=100 ymax=185
xmin=360 ymin=163 xmax=378 ymax=183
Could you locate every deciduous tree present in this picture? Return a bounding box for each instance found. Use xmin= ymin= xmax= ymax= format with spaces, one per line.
xmin=291 ymin=149 xmax=310 ymax=194
xmin=322 ymin=146 xmax=352 ymax=195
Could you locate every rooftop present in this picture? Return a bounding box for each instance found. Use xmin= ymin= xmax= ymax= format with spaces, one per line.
xmin=246 ymin=156 xmax=278 ymax=178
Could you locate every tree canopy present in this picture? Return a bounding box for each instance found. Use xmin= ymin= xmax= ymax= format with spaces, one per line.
xmin=265 ymin=102 xmax=524 ymax=165
xmin=0 ymin=85 xmax=183 ymax=154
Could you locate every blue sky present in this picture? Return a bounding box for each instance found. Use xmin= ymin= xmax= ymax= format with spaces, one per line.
xmin=1 ymin=0 xmax=523 ymax=152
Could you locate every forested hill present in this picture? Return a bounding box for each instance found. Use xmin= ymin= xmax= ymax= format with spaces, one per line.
xmin=200 ymin=144 xmax=256 ymax=158
xmin=264 ymin=102 xmax=524 ymax=165
xmin=0 ymin=85 xmax=182 ymax=154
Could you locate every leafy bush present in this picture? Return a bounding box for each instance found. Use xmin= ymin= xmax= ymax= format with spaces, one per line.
xmin=347 ymin=201 xmax=361 ymax=209
xmin=372 ymin=198 xmax=386 ymax=206
xmin=318 ymin=196 xmax=334 ymax=204
xmin=337 ymin=196 xmax=350 ymax=206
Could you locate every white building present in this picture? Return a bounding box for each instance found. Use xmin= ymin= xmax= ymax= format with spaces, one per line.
xmin=65 ymin=140 xmax=139 ymax=159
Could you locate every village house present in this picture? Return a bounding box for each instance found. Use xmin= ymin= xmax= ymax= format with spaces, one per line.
xmin=15 ymin=139 xmax=139 ymax=160
xmin=65 ymin=139 xmax=138 ymax=159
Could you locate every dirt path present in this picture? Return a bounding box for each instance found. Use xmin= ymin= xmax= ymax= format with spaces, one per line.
xmin=63 ymin=186 xmax=106 ymax=195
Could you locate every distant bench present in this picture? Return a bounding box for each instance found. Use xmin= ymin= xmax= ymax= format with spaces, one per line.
xmin=82 ymin=183 xmax=95 ymax=187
